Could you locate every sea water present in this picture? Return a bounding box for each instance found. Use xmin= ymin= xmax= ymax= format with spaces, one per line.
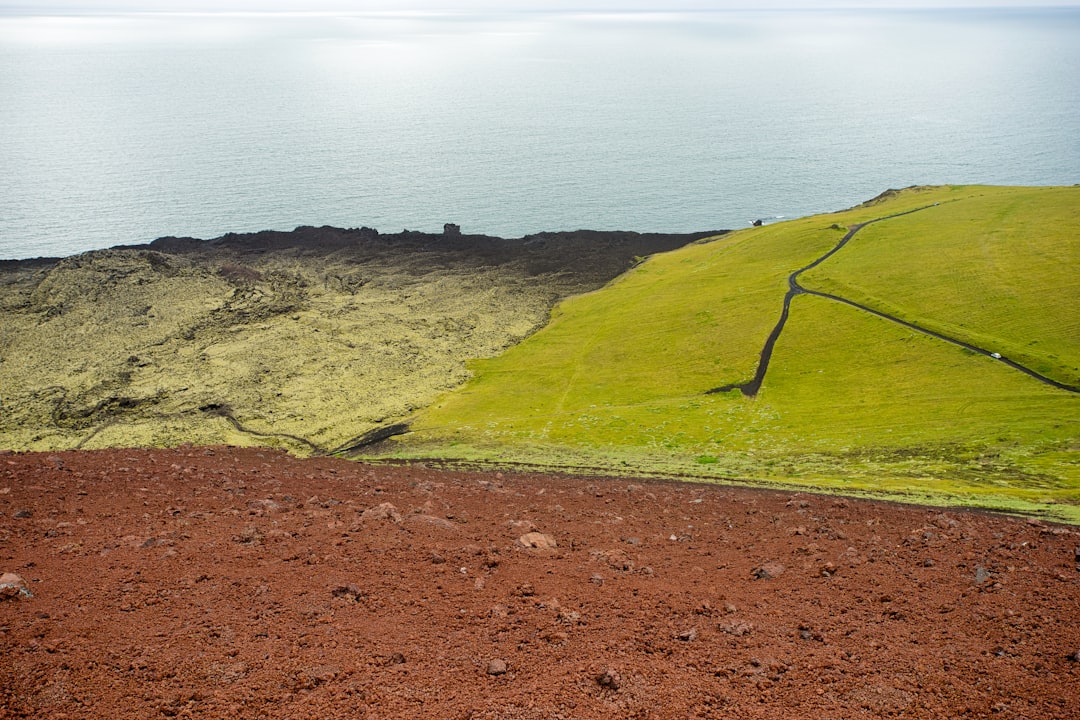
xmin=1 ymin=8 xmax=1078 ymax=259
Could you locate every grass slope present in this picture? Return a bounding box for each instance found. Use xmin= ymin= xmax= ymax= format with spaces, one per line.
xmin=384 ymin=186 xmax=1080 ymax=521
xmin=800 ymin=186 xmax=1080 ymax=386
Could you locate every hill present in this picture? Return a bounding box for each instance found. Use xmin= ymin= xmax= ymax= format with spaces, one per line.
xmin=381 ymin=186 xmax=1080 ymax=522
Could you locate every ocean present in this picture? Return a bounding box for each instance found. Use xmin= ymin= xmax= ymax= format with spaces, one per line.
xmin=1 ymin=8 xmax=1078 ymax=260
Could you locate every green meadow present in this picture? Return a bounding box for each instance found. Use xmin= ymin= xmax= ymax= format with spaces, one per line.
xmin=379 ymin=186 xmax=1080 ymax=522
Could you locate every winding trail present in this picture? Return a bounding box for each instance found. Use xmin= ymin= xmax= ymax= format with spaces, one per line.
xmin=219 ymin=413 xmax=326 ymax=454
xmin=707 ymin=205 xmax=1080 ymax=397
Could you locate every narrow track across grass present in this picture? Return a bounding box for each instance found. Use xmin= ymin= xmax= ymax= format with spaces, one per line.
xmin=708 ymin=205 xmax=1080 ymax=396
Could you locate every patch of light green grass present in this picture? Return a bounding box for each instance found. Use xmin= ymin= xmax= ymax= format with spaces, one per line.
xmin=801 ymin=185 xmax=1080 ymax=386
xmin=386 ymin=186 xmax=1080 ymax=521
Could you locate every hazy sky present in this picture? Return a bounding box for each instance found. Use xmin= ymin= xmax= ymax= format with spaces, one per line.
xmin=3 ymin=0 xmax=1078 ymax=12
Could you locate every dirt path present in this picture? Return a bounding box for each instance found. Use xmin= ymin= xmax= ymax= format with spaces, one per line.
xmin=2 ymin=447 xmax=1079 ymax=719
xmin=709 ymin=206 xmax=1080 ymax=397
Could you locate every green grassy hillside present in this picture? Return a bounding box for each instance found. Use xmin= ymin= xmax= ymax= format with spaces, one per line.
xmin=383 ymin=186 xmax=1080 ymax=521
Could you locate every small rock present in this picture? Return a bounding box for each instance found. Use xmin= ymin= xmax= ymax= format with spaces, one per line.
xmin=0 ymin=573 xmax=31 ymax=601
xmin=975 ymin=566 xmax=991 ymax=585
xmin=486 ymin=659 xmax=508 ymax=676
xmin=517 ymin=532 xmax=557 ymax=551
xmin=676 ymin=628 xmax=698 ymax=642
xmin=247 ymin=499 xmax=281 ymax=515
xmin=752 ymin=563 xmax=785 ymax=580
xmin=590 ymin=574 xmax=604 ymax=585
xmin=1068 ymin=649 xmax=1080 ymax=664
xmin=231 ymin=525 xmax=263 ymax=546
xmin=718 ymin=620 xmax=753 ymax=637
xmin=932 ymin=513 xmax=958 ymax=530
xmin=361 ymin=503 xmax=402 ymax=524
xmin=512 ymin=583 xmax=536 ymax=598
xmin=295 ymin=664 xmax=340 ymax=689
xmin=594 ymin=549 xmax=634 ymax=572
xmin=596 ymin=668 xmax=621 ymax=690
xmin=389 ymin=652 xmax=406 ymax=665
xmin=509 ymin=519 xmax=537 ymax=534
xmin=405 ymin=514 xmax=458 ymax=531
xmin=558 ymin=609 xmax=583 ymax=625
xmin=13 ymin=509 xmax=32 ymax=519
xmin=331 ymin=584 xmax=363 ymax=601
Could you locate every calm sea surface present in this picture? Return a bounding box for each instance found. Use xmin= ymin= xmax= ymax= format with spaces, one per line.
xmin=1 ymin=9 xmax=1078 ymax=259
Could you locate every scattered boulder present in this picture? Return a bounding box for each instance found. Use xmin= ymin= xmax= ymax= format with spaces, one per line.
xmin=294 ymin=665 xmax=340 ymax=689
xmin=361 ymin=502 xmax=402 ymax=524
xmin=517 ymin=532 xmax=557 ymax=551
xmin=752 ymin=563 xmax=786 ymax=580
xmin=405 ymin=514 xmax=458 ymax=531
xmin=509 ymin=519 xmax=537 ymax=534
xmin=0 ymin=573 xmax=31 ymax=600
xmin=331 ymin=584 xmax=363 ymax=602
xmin=486 ymin=658 xmax=508 ymax=676
xmin=231 ymin=525 xmax=263 ymax=546
xmin=246 ymin=499 xmax=281 ymax=515
xmin=596 ymin=668 xmax=621 ymax=690
xmin=593 ymin=549 xmax=634 ymax=572
xmin=931 ymin=514 xmax=958 ymax=530
xmin=718 ymin=620 xmax=754 ymax=637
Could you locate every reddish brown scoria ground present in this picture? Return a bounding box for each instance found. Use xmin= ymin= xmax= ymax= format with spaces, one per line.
xmin=1 ymin=447 xmax=1079 ymax=719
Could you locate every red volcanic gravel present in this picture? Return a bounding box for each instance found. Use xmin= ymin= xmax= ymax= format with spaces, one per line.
xmin=2 ymin=446 xmax=1079 ymax=719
